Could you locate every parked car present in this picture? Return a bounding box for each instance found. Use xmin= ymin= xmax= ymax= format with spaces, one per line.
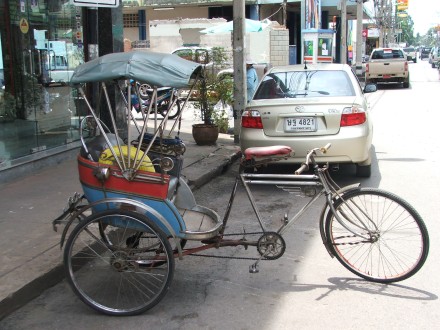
xmin=240 ymin=63 xmax=377 ymax=177
xmin=365 ymin=47 xmax=410 ymax=88
xmin=403 ymin=46 xmax=417 ymax=63
xmin=428 ymin=46 xmax=440 ymax=68
xmin=420 ymin=47 xmax=432 ymax=60
xmin=172 ymin=46 xmax=212 ymax=65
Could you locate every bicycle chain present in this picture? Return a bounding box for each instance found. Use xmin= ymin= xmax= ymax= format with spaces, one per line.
xmin=187 ymin=231 xmax=270 ymax=261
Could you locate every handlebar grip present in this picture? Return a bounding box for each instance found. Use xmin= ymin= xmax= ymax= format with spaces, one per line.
xmin=320 ymin=143 xmax=332 ymax=154
xmin=295 ymin=163 xmax=309 ymax=175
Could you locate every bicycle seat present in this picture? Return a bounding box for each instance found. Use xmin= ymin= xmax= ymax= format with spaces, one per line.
xmin=244 ymin=145 xmax=293 ymax=160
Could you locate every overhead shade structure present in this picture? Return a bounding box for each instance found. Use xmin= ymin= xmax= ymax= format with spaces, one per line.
xmin=70 ymin=51 xmax=202 ymax=88
xmin=200 ymin=19 xmax=271 ymax=35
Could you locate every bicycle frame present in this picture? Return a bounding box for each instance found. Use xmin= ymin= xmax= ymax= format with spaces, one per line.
xmin=217 ymin=159 xmax=377 ymax=248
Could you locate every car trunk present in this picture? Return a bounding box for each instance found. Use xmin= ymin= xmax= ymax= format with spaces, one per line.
xmin=250 ymin=96 xmax=359 ymax=137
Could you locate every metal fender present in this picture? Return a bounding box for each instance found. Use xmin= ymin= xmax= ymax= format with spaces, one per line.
xmin=60 ymin=197 xmax=184 ymax=258
xmin=173 ymin=176 xmax=197 ymax=209
xmin=318 ymin=183 xmax=361 ymax=256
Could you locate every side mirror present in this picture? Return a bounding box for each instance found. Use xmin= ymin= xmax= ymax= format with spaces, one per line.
xmin=364 ymin=83 xmax=377 ymax=93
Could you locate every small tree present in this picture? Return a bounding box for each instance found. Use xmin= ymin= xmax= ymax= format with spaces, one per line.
xmin=196 ymin=47 xmax=233 ymax=126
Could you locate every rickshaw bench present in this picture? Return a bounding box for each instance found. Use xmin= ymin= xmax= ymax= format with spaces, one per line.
xmin=77 ymin=155 xmax=170 ymax=200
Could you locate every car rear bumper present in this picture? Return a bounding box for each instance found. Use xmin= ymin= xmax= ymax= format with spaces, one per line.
xmin=240 ymin=126 xmax=372 ymax=164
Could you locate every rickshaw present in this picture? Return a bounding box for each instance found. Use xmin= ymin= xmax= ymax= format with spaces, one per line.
xmin=53 ymin=51 xmax=429 ymax=316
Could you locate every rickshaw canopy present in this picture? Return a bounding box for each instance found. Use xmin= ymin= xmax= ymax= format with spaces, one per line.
xmin=70 ymin=51 xmax=202 ymax=88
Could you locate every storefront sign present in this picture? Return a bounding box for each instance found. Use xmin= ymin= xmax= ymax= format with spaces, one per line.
xmin=72 ymin=0 xmax=119 ymax=7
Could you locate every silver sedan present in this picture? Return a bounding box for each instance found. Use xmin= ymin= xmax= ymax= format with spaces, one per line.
xmin=240 ymin=63 xmax=377 ymax=177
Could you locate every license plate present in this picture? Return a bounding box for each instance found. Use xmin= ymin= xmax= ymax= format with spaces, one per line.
xmin=383 ymin=74 xmax=391 ymax=79
xmin=284 ymin=117 xmax=317 ymax=132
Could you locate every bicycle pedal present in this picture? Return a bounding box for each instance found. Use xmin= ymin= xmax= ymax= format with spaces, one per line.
xmin=249 ymin=264 xmax=259 ymax=274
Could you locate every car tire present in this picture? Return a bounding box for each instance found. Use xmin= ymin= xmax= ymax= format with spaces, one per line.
xmin=413 ymin=58 xmax=417 ymax=63
xmin=432 ymin=62 xmax=436 ymax=68
xmin=403 ymin=76 xmax=410 ymax=88
xmin=356 ymin=163 xmax=371 ymax=178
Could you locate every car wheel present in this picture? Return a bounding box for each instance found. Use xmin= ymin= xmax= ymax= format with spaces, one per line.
xmin=413 ymin=58 xmax=417 ymax=63
xmin=356 ymin=163 xmax=371 ymax=178
xmin=403 ymin=79 xmax=410 ymax=88
xmin=432 ymin=62 xmax=436 ymax=68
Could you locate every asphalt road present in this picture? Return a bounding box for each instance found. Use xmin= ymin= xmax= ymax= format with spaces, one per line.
xmin=1 ymin=59 xmax=439 ymax=329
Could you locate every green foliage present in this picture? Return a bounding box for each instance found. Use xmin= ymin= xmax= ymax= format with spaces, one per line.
xmin=399 ymin=16 xmax=415 ymax=46
xmin=195 ymin=47 xmax=233 ymax=126
xmin=0 ymin=91 xmax=16 ymax=121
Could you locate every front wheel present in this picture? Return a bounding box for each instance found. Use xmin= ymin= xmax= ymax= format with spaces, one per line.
xmin=64 ymin=210 xmax=175 ymax=316
xmin=325 ymin=188 xmax=429 ymax=283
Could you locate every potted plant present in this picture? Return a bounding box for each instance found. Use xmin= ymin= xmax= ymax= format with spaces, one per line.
xmin=192 ymin=47 xmax=233 ymax=145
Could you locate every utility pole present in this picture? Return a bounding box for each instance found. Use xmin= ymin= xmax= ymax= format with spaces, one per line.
xmin=341 ymin=0 xmax=347 ymax=64
xmin=232 ymin=0 xmax=246 ymax=144
xmin=355 ymin=0 xmax=363 ymax=77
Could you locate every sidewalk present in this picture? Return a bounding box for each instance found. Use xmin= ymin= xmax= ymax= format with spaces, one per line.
xmin=0 ymin=131 xmax=241 ymax=320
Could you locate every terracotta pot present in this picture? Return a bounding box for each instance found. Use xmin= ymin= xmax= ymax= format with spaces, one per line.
xmin=192 ymin=124 xmax=219 ymax=146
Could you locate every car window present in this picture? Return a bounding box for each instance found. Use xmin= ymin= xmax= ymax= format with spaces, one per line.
xmin=254 ymin=70 xmax=355 ymax=99
xmin=371 ymin=49 xmax=404 ymax=59
xmin=173 ymin=49 xmax=194 ymax=61
xmin=195 ymin=49 xmax=210 ymax=64
xmin=403 ymin=47 xmax=414 ymax=52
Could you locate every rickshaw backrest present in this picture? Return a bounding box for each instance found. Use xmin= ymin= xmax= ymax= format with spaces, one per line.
xmin=80 ymin=133 xmax=123 ymax=162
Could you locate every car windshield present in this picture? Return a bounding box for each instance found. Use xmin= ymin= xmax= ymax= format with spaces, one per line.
xmin=403 ymin=47 xmax=414 ymax=52
xmin=253 ymin=70 xmax=355 ymax=99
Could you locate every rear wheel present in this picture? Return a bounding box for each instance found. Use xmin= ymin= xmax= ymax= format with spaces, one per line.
xmin=325 ymin=188 xmax=429 ymax=283
xmin=64 ymin=210 xmax=174 ymax=316
xmin=139 ymin=83 xmax=152 ymax=99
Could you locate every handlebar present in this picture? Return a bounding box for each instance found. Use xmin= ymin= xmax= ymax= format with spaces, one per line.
xmin=294 ymin=143 xmax=332 ymax=175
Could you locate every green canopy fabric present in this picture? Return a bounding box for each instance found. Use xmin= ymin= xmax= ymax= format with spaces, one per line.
xmin=70 ymin=51 xmax=202 ymax=88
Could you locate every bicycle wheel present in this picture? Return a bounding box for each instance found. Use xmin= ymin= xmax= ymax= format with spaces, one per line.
xmin=325 ymin=188 xmax=429 ymax=283
xmin=64 ymin=210 xmax=175 ymax=316
xmin=159 ymin=99 xmax=181 ymax=119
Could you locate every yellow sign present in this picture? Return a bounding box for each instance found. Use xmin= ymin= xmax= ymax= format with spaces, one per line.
xmin=19 ymin=18 xmax=29 ymax=34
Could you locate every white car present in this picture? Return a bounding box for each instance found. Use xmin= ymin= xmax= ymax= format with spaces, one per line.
xmin=403 ymin=46 xmax=417 ymax=63
xmin=240 ymin=63 xmax=377 ymax=177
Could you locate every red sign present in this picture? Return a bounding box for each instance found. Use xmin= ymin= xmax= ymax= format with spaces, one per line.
xmin=362 ymin=29 xmax=368 ymax=38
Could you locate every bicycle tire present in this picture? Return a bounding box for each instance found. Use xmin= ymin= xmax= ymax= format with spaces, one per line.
xmin=159 ymin=99 xmax=181 ymax=119
xmin=325 ymin=188 xmax=429 ymax=283
xmin=64 ymin=210 xmax=175 ymax=316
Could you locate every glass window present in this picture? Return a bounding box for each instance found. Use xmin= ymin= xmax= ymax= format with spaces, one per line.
xmin=254 ymin=70 xmax=355 ymax=100
xmin=0 ymin=1 xmax=85 ymax=165
xmin=371 ymin=49 xmax=404 ymax=60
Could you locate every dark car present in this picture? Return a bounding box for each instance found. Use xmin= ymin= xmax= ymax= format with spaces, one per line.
xmin=420 ymin=47 xmax=432 ymax=60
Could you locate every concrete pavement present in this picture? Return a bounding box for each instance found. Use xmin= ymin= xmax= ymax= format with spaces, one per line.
xmin=0 ymin=131 xmax=241 ymax=320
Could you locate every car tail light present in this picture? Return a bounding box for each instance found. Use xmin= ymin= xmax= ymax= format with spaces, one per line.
xmin=366 ymin=63 xmax=369 ymax=73
xmin=341 ymin=106 xmax=366 ymax=126
xmin=241 ymin=110 xmax=263 ymax=129
xmin=404 ymin=61 xmax=408 ymax=72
